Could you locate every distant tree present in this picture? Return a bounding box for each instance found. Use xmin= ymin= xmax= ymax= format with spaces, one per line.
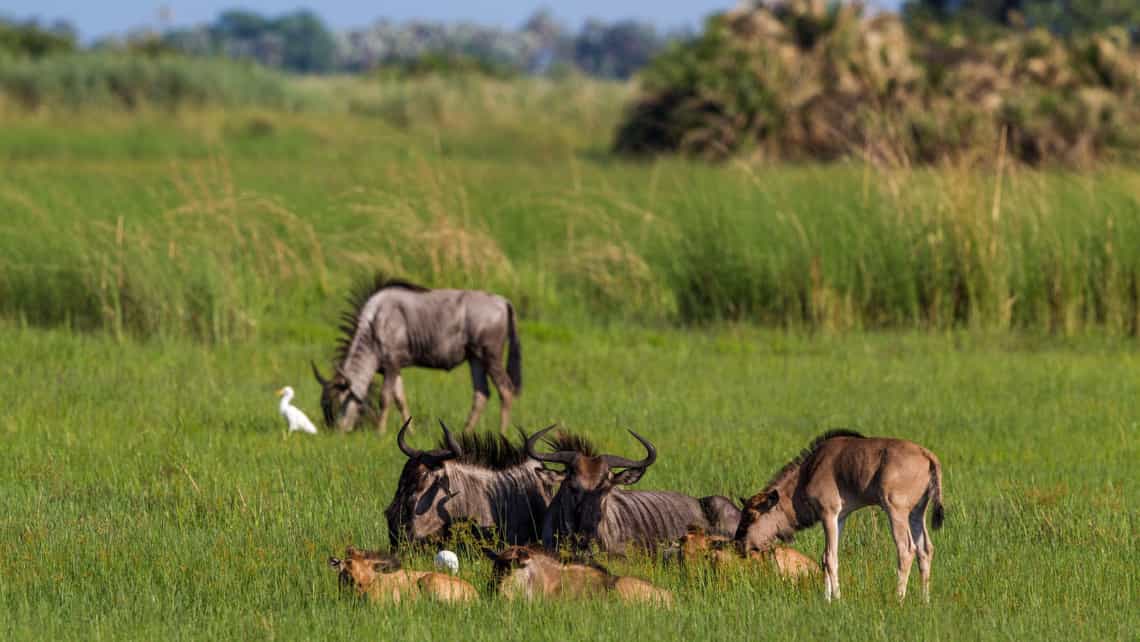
xmin=274 ymin=11 xmax=336 ymax=72
xmin=573 ymin=19 xmax=663 ymax=79
xmin=0 ymin=18 xmax=76 ymax=58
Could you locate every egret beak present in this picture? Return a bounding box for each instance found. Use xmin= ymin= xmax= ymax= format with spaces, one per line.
xmin=276 ymin=388 xmax=286 ymax=396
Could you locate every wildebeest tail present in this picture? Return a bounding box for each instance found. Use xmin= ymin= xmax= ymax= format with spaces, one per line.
xmin=929 ymin=454 xmax=945 ymax=530
xmin=507 ymin=302 xmax=522 ymax=394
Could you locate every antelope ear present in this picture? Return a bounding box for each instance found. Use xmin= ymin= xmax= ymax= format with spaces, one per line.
xmin=515 ymin=548 xmax=531 ymax=563
xmin=328 ymin=557 xmax=342 ymax=569
xmin=612 ymin=467 xmax=645 ymax=486
xmin=760 ymin=490 xmax=780 ymax=511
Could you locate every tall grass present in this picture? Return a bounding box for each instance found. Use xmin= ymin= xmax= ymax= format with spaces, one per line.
xmin=0 ymin=54 xmax=316 ymax=112
xmin=1 ymin=77 xmax=1139 ymax=339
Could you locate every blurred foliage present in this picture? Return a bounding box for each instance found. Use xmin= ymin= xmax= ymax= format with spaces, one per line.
xmin=98 ymin=8 xmax=677 ymax=79
xmin=0 ymin=54 xmax=310 ymax=112
xmin=904 ymin=0 xmax=1140 ymax=36
xmin=615 ymin=0 xmax=1140 ymax=165
xmin=0 ymin=18 xmax=76 ymax=59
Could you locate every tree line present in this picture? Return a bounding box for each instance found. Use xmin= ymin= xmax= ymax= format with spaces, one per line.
xmin=2 ymin=3 xmax=1136 ymax=78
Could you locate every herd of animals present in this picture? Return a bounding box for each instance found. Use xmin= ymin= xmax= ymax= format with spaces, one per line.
xmin=283 ymin=280 xmax=947 ymax=606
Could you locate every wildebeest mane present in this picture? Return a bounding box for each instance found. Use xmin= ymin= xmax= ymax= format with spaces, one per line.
xmin=334 ymin=274 xmax=431 ymax=363
xmin=542 ymin=430 xmax=598 ymax=457
xmin=437 ymin=431 xmax=529 ymax=470
xmin=435 ymin=429 xmax=598 ymax=470
xmin=763 ymin=429 xmax=865 ymax=491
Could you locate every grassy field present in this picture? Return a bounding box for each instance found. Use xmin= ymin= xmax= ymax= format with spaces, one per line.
xmin=0 ymin=76 xmax=1137 ymax=640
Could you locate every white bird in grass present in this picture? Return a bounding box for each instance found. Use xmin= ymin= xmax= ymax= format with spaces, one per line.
xmin=277 ymin=386 xmax=318 ymax=435
xmin=435 ymin=550 xmax=459 ymax=575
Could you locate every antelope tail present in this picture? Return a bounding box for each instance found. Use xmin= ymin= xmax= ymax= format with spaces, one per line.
xmin=506 ymin=302 xmax=522 ymax=394
xmin=929 ymin=454 xmax=945 ymax=530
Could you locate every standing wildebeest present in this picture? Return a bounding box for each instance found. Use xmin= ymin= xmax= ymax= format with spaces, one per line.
xmin=311 ymin=278 xmax=521 ymax=433
xmin=735 ymin=430 xmax=945 ymax=602
xmin=385 ymin=419 xmax=574 ymax=548
xmin=525 ymin=425 xmax=741 ymax=554
xmin=482 ymin=545 xmax=673 ymax=605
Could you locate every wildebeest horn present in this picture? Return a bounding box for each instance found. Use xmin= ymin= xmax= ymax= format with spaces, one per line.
xmin=397 ymin=417 xmax=422 ymax=458
xmin=602 ymin=429 xmax=657 ymax=470
xmin=525 ymin=424 xmax=576 ymax=465
xmin=311 ymin=361 xmax=328 ymax=385
xmin=438 ymin=419 xmax=463 ymax=457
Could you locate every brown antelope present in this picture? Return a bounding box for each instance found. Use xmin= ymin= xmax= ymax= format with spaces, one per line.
xmin=328 ymin=546 xmax=478 ymax=604
xmin=735 ymin=430 xmax=945 ymax=602
xmin=676 ymin=526 xmax=819 ymax=579
xmin=482 ymin=546 xmax=674 ymax=606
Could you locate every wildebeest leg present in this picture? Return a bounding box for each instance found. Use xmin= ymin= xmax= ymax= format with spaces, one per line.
xmin=486 ymin=361 xmax=514 ymax=436
xmin=376 ymin=374 xmax=396 ymax=434
xmin=392 ymin=374 xmax=411 ymax=430
xmin=910 ymin=500 xmax=933 ymax=603
xmin=821 ymin=513 xmax=841 ymax=601
xmin=888 ymin=506 xmax=916 ymax=602
xmin=463 ymin=360 xmax=490 ymax=433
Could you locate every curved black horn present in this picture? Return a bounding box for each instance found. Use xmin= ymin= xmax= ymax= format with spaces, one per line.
xmin=602 ymin=429 xmax=657 ymax=470
xmin=525 ymin=424 xmax=576 ymax=465
xmin=396 ymin=417 xmax=422 ymax=459
xmin=311 ymin=361 xmax=328 ymax=385
xmin=438 ymin=419 xmax=463 ymax=457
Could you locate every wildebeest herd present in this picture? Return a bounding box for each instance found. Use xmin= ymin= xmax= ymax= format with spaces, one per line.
xmin=309 ymin=280 xmax=946 ymax=605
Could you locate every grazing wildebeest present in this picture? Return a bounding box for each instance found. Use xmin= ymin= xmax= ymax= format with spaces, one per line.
xmin=311 ymin=278 xmax=521 ymax=434
xmin=328 ymin=546 xmax=478 ymax=604
xmin=735 ymin=430 xmax=945 ymax=602
xmin=525 ymin=425 xmax=741 ymax=554
xmin=482 ymin=545 xmax=673 ymax=605
xmin=673 ymin=525 xmax=819 ymax=579
xmin=385 ymin=419 xmax=576 ymax=548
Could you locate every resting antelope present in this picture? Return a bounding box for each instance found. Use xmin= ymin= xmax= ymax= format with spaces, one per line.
xmin=735 ymin=430 xmax=945 ymax=602
xmin=675 ymin=525 xmax=818 ymax=579
xmin=482 ymin=546 xmax=673 ymax=606
xmin=328 ymin=546 xmax=477 ymax=604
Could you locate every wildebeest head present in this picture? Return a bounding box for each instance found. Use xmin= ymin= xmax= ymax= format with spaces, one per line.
xmin=526 ymin=425 xmax=656 ymax=547
xmin=311 ymin=361 xmax=366 ymax=429
xmin=328 ymin=546 xmax=402 ymax=594
xmin=734 ymin=490 xmax=795 ymax=553
xmin=384 ymin=419 xmax=464 ymax=546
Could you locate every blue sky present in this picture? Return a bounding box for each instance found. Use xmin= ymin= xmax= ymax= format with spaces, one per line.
xmin=3 ymin=1 xmax=747 ymax=39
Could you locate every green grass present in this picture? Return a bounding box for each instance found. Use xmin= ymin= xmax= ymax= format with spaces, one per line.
xmin=0 ymin=324 xmax=1136 ymax=639
xmin=0 ymin=75 xmax=1137 ymax=639
xmin=3 ymin=91 xmax=1140 ymax=338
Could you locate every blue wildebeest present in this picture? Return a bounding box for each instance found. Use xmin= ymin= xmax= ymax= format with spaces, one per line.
xmin=385 ymin=419 xmax=576 ymax=548
xmin=312 ymin=278 xmax=521 ymax=434
xmin=525 ymin=426 xmax=741 ymax=555
xmin=734 ymin=430 xmax=945 ymax=602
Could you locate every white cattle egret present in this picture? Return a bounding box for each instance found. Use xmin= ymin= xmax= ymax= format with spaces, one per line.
xmin=277 ymin=386 xmax=318 ymax=435
xmin=435 ymin=550 xmax=459 ymax=575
